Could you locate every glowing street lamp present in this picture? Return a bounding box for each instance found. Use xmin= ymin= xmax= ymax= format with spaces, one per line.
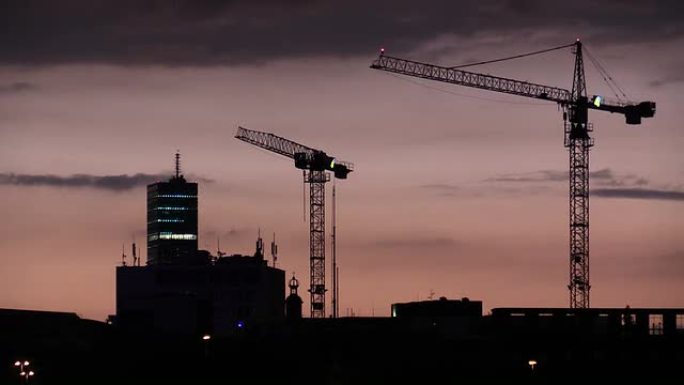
xmin=14 ymin=360 xmax=34 ymax=383
xmin=528 ymin=359 xmax=538 ymax=370
xmin=202 ymin=334 xmax=212 ymax=359
xmin=20 ymin=370 xmax=35 ymax=381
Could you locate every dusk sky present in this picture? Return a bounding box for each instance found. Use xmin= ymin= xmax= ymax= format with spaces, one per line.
xmin=1 ymin=0 xmax=683 ymax=320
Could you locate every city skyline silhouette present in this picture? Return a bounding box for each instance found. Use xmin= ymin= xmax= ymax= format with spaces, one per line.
xmin=1 ymin=0 xmax=682 ymax=323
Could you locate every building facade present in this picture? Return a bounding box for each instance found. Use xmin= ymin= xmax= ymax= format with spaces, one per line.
xmin=116 ymin=253 xmax=285 ymax=335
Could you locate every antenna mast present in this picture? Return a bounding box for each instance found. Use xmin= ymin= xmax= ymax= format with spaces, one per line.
xmin=331 ymin=183 xmax=338 ymax=318
xmin=271 ymin=233 xmax=278 ymax=268
xmin=217 ymin=236 xmax=225 ymax=258
xmin=175 ymin=150 xmax=181 ymax=178
xmin=132 ymin=241 xmax=138 ymax=266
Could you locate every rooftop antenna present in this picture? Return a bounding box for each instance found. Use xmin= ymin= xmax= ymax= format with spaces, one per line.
xmin=121 ymin=243 xmax=127 ymax=267
xmin=255 ymin=228 xmax=264 ymax=260
xmin=175 ymin=150 xmax=182 ymax=178
xmin=271 ymin=233 xmax=278 ymax=268
xmin=217 ymin=236 xmax=225 ymax=258
xmin=132 ymin=240 xmax=138 ymax=267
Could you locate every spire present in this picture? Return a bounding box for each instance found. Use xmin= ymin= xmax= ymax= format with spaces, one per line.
xmin=289 ymin=274 xmax=299 ymax=296
xmin=175 ymin=150 xmax=181 ymax=179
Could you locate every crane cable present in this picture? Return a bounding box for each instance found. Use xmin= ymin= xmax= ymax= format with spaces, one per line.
xmin=392 ymin=42 xmax=629 ymax=107
xmin=449 ymin=42 xmax=575 ymax=69
xmin=583 ymin=45 xmax=630 ymax=102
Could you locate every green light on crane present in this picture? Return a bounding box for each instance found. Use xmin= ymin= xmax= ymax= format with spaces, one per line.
xmin=593 ymin=95 xmax=602 ymax=107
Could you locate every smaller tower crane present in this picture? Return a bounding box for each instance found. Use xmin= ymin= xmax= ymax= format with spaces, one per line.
xmin=235 ymin=126 xmax=353 ymax=318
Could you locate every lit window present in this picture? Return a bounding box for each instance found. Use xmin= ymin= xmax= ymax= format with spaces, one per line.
xmin=154 ymin=206 xmax=190 ymax=211
xmin=676 ymin=314 xmax=684 ymax=330
xmin=155 ymin=219 xmax=184 ymax=223
xmin=158 ymin=233 xmax=197 ymax=240
xmin=157 ymin=194 xmax=197 ymax=198
xmin=649 ymin=314 xmax=664 ymax=336
xmin=621 ymin=313 xmax=636 ymax=326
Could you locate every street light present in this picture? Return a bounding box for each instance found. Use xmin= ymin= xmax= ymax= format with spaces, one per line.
xmin=202 ymin=334 xmax=211 ymax=359
xmin=14 ymin=360 xmax=34 ymax=383
xmin=528 ymin=359 xmax=538 ymax=370
xmin=19 ymin=371 xmax=35 ymax=382
xmin=14 ymin=360 xmax=29 ymax=368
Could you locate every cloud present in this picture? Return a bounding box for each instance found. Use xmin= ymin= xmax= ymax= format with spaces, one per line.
xmin=483 ymin=168 xmax=684 ymax=201
xmin=604 ymin=251 xmax=684 ymax=280
xmin=420 ymin=183 xmax=463 ymax=197
xmin=424 ymin=168 xmax=675 ymax=200
xmin=485 ymin=168 xmax=647 ymax=187
xmin=649 ymin=67 xmax=684 ymax=87
xmin=0 ymin=82 xmax=36 ymax=93
xmin=0 ymin=172 xmax=212 ymax=191
xmin=421 ymin=181 xmax=553 ymax=198
xmin=370 ymin=236 xmax=461 ymax=250
xmin=1 ymin=0 xmax=682 ymax=65
xmin=485 ymin=170 xmax=567 ymax=183
xmin=202 ymin=227 xmax=253 ymax=241
xmin=478 ymin=168 xmax=683 ymax=201
xmin=591 ymin=188 xmax=684 ymax=201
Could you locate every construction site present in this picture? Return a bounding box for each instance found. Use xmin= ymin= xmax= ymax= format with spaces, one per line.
xmin=2 ymin=39 xmax=681 ymax=385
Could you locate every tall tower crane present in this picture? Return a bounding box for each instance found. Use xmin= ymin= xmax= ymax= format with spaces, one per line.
xmin=235 ymin=126 xmax=353 ymax=317
xmin=371 ymin=40 xmax=655 ymax=308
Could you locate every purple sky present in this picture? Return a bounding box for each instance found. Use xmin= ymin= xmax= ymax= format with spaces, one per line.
xmin=1 ymin=0 xmax=683 ymax=320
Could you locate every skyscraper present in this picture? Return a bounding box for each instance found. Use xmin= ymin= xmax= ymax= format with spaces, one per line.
xmin=147 ymin=152 xmax=198 ymax=265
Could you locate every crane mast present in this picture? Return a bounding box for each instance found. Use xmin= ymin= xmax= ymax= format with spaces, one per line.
xmin=235 ymin=126 xmax=353 ymax=317
xmin=566 ymin=41 xmax=592 ymax=308
xmin=371 ymin=40 xmax=655 ymax=309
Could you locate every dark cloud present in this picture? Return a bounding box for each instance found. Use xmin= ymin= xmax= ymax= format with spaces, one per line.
xmin=426 ymin=168 xmax=671 ymax=200
xmin=0 ymin=82 xmax=36 ymax=93
xmin=591 ymin=188 xmax=684 ymax=201
xmin=0 ymin=172 xmax=212 ymax=191
xmin=483 ymin=168 xmax=684 ymax=201
xmin=485 ymin=168 xmax=648 ymax=187
xmin=1 ymin=0 xmax=682 ymax=65
xmin=485 ymin=170 xmax=567 ymax=183
xmin=649 ymin=70 xmax=684 ymax=88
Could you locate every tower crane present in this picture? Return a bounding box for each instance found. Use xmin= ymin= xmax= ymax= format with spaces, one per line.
xmin=235 ymin=126 xmax=353 ymax=317
xmin=371 ymin=40 xmax=655 ymax=308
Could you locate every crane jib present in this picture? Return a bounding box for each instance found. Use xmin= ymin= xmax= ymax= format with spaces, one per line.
xmin=371 ymin=54 xmax=656 ymax=124
xmin=235 ymin=126 xmax=354 ymax=178
xmin=371 ymin=54 xmax=572 ymax=103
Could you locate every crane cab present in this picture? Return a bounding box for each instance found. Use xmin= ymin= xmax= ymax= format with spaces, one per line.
xmin=625 ymin=101 xmax=656 ymax=125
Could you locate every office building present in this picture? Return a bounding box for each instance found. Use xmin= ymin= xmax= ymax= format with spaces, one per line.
xmin=147 ymin=153 xmax=199 ymax=265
